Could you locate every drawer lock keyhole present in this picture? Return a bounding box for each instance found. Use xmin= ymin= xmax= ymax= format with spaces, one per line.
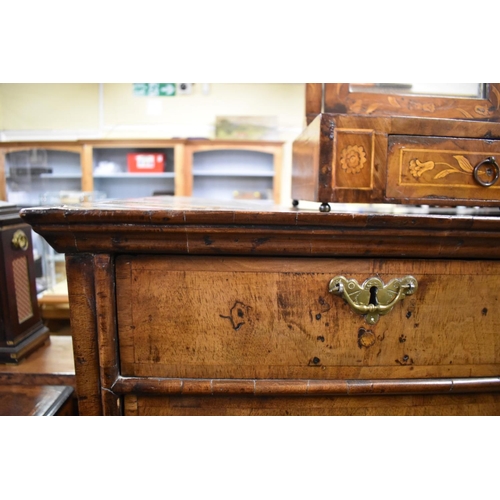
xmin=328 ymin=275 xmax=418 ymax=325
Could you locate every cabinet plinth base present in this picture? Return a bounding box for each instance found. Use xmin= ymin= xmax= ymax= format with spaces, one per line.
xmin=0 ymin=326 xmax=51 ymax=364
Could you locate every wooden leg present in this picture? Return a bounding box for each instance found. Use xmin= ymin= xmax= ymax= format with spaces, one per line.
xmin=94 ymin=254 xmax=121 ymax=416
xmin=65 ymin=254 xmax=103 ymax=416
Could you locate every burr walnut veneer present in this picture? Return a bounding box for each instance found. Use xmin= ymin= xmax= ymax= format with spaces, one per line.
xmin=20 ymin=197 xmax=500 ymax=415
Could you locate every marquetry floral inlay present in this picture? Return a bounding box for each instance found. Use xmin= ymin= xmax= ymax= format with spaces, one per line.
xmin=340 ymin=145 xmax=366 ymax=174
xmin=409 ymin=155 xmax=474 ymax=179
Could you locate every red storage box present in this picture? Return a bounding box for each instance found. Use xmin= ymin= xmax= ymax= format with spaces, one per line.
xmin=127 ymin=153 xmax=165 ymax=173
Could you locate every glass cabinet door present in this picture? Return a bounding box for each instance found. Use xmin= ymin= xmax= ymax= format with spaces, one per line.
xmin=5 ymin=148 xmax=82 ymax=207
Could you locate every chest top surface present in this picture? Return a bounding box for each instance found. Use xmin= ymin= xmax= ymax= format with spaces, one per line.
xmin=19 ymin=196 xmax=500 ymax=260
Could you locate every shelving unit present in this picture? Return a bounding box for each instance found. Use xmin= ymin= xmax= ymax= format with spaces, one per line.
xmin=85 ymin=140 xmax=182 ymax=199
xmin=0 ymin=142 xmax=84 ymax=207
xmin=0 ymin=138 xmax=284 ymax=205
xmin=185 ymin=139 xmax=283 ymax=204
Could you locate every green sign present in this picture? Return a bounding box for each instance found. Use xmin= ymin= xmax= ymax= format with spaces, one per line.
xmin=133 ymin=83 xmax=176 ymax=97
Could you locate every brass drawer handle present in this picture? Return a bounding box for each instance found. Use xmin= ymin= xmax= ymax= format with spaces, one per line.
xmin=473 ymin=156 xmax=500 ymax=187
xmin=328 ymin=275 xmax=418 ymax=325
xmin=11 ymin=229 xmax=29 ymax=251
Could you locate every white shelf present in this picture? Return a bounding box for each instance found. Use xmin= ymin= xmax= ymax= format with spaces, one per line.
xmin=94 ymin=173 xmax=175 ymax=179
xmin=193 ymin=170 xmax=274 ymax=177
xmin=39 ymin=173 xmax=82 ymax=179
xmin=7 ymin=174 xmax=81 ymax=180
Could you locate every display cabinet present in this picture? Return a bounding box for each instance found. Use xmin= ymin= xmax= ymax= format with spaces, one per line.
xmin=185 ymin=139 xmax=283 ymax=204
xmin=81 ymin=139 xmax=185 ymax=199
xmin=0 ymin=138 xmax=284 ymax=205
xmin=0 ymin=142 xmax=84 ymax=207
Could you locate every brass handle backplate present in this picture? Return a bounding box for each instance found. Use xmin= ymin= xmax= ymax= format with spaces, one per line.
xmin=473 ymin=156 xmax=500 ymax=187
xmin=328 ymin=275 xmax=418 ymax=325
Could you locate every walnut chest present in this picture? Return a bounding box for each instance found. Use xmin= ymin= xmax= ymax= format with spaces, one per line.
xmin=20 ymin=197 xmax=500 ymax=415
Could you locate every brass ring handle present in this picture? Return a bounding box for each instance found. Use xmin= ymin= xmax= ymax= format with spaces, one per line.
xmin=328 ymin=275 xmax=418 ymax=325
xmin=473 ymin=156 xmax=500 ymax=187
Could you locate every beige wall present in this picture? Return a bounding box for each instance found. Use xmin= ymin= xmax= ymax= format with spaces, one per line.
xmin=0 ymin=83 xmax=306 ymax=202
xmin=0 ymin=83 xmax=100 ymax=131
xmin=102 ymin=83 xmax=305 ymax=138
xmin=0 ymin=83 xmax=305 ymax=136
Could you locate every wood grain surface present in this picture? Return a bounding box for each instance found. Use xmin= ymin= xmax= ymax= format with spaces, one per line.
xmin=0 ymin=385 xmax=75 ymax=416
xmin=19 ymin=197 xmax=500 ymax=415
xmin=0 ymin=335 xmax=75 ymax=387
xmin=65 ymin=254 xmax=102 ymax=416
xmin=292 ymin=113 xmax=500 ymax=206
xmin=19 ymin=197 xmax=500 ymax=260
xmin=387 ymin=135 xmax=500 ymax=203
xmin=116 ymin=255 xmax=500 ymax=380
xmin=323 ymin=83 xmax=500 ymax=120
xmin=124 ymin=393 xmax=500 ymax=416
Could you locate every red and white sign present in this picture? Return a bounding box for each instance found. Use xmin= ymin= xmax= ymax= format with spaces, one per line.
xmin=127 ymin=153 xmax=165 ymax=173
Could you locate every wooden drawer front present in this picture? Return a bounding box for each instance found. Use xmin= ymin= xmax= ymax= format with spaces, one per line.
xmin=387 ymin=135 xmax=500 ymax=204
xmin=124 ymin=394 xmax=500 ymax=416
xmin=116 ymin=256 xmax=500 ymax=380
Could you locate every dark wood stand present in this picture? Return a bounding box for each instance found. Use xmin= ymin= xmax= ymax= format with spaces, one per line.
xmin=0 ymin=202 xmax=49 ymax=363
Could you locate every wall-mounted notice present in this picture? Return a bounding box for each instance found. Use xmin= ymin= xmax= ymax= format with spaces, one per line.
xmin=133 ymin=83 xmax=176 ymax=97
